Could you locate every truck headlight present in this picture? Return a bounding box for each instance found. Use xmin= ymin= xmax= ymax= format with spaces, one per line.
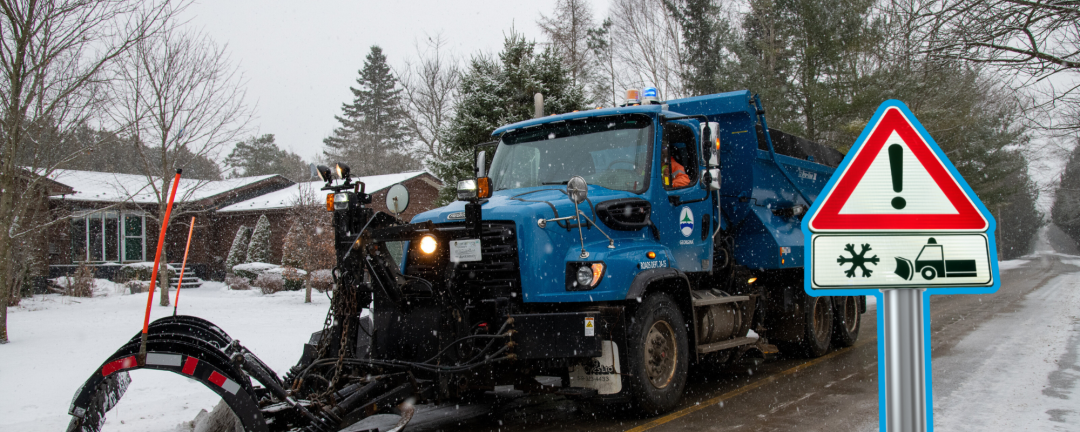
xmin=419 ymin=235 xmax=437 ymax=254
xmin=574 ymin=263 xmax=605 ymax=288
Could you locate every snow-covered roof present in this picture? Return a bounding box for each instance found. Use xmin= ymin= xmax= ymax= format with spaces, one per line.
xmin=47 ymin=169 xmax=282 ymax=204
xmin=217 ymin=171 xmax=429 ymax=213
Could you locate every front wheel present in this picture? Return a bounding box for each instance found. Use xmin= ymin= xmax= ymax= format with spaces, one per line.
xmin=625 ymin=293 xmax=689 ymax=414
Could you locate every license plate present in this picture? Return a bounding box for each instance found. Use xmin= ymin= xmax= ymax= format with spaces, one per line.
xmin=449 ymin=239 xmax=482 ymax=262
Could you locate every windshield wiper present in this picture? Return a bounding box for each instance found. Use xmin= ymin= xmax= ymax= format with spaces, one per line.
xmin=541 ymin=181 xmax=569 ymax=185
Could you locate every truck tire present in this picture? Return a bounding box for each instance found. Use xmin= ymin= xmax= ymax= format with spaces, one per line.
xmin=625 ymin=292 xmax=689 ymax=414
xmin=798 ymin=295 xmax=834 ymax=358
xmin=831 ymin=296 xmax=860 ymax=348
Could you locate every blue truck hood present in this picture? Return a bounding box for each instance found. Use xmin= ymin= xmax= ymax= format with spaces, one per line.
xmin=411 ymin=185 xmax=661 ymax=303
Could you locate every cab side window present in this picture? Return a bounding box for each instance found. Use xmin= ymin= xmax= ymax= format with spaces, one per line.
xmin=661 ymin=123 xmax=698 ymax=190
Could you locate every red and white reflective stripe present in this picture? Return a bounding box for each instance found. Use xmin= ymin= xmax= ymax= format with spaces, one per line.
xmin=101 ymin=356 xmax=138 ymax=377
xmin=182 ymin=356 xmax=199 ymax=375
xmin=208 ymin=371 xmax=240 ymax=394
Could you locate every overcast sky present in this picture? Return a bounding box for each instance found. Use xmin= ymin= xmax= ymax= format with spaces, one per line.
xmin=184 ymin=0 xmax=568 ymax=164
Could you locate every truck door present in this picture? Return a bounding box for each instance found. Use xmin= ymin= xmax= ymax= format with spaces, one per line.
xmin=657 ymin=120 xmax=713 ymax=271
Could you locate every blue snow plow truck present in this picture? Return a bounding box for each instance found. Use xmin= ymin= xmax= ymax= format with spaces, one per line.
xmin=67 ymin=90 xmax=863 ymax=432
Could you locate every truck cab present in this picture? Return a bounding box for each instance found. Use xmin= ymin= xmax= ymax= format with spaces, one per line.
xmin=393 ymin=90 xmax=862 ymax=413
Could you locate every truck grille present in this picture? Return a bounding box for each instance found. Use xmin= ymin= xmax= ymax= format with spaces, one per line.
xmin=404 ymin=221 xmax=521 ymax=299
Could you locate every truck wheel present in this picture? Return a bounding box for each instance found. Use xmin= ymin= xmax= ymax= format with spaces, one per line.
xmin=798 ymin=295 xmax=834 ymax=358
xmin=831 ymin=296 xmax=860 ymax=348
xmin=921 ymin=267 xmax=937 ymax=280
xmin=626 ymin=293 xmax=689 ymax=414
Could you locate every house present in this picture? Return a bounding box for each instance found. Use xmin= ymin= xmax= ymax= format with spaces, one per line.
xmin=46 ymin=170 xmax=294 ymax=280
xmin=213 ymin=171 xmax=442 ymax=275
xmin=44 ymin=169 xmax=443 ymax=281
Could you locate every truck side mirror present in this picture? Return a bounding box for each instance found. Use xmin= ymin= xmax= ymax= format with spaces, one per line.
xmin=700 ymin=121 xmax=720 ymax=166
xmin=700 ymin=122 xmax=721 ymax=191
xmin=476 ymin=150 xmax=487 ymax=178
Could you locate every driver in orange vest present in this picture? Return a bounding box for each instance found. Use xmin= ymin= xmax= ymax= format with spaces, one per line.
xmin=671 ymin=157 xmax=691 ymax=188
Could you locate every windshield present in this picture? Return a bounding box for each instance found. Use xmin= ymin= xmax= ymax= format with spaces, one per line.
xmin=489 ymin=114 xmax=653 ymax=193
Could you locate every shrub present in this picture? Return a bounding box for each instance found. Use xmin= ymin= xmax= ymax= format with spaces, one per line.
xmin=126 ymin=280 xmax=148 ymax=294
xmin=281 ymin=267 xmax=305 ymax=291
xmin=232 ymin=262 xmax=279 ymax=283
xmin=225 ymin=225 xmax=254 ymax=274
xmin=117 ymin=262 xmax=176 ymax=283
xmin=68 ymin=263 xmax=96 ymax=297
xmin=310 ymin=269 xmax=333 ymax=292
xmin=245 ymin=215 xmax=272 ymax=264
xmin=254 ymin=273 xmax=284 ymax=295
xmin=225 ymin=275 xmax=251 ymax=291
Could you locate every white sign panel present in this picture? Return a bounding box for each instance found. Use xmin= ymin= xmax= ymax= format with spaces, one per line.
xmin=811 ymin=234 xmax=992 ymax=289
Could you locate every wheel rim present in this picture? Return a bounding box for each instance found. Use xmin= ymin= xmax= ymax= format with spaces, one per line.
xmin=843 ymin=297 xmax=859 ymax=333
xmin=644 ymin=320 xmax=678 ymax=389
xmin=922 ymin=267 xmax=936 ymax=280
xmin=812 ymin=298 xmax=830 ymax=343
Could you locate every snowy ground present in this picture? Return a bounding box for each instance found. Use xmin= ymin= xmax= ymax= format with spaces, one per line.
xmin=932 ymin=262 xmax=1080 ymax=431
xmin=1 ymin=281 xmax=330 ymax=432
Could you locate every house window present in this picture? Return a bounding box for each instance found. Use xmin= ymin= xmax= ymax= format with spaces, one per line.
xmin=71 ymin=211 xmax=145 ymax=263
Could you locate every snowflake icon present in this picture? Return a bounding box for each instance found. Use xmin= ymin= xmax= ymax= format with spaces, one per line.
xmin=837 ymin=243 xmax=879 ymax=278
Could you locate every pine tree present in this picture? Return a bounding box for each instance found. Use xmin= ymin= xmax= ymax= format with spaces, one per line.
xmin=1052 ymin=144 xmax=1080 ymax=246
xmin=323 ymin=46 xmax=420 ymax=176
xmin=664 ymin=0 xmax=735 ymax=96
xmin=246 ymin=215 xmax=272 ymax=264
xmin=226 ymin=134 xmax=309 ymax=181
xmin=432 ymin=33 xmax=587 ymax=203
xmin=225 ymin=226 xmax=253 ymax=274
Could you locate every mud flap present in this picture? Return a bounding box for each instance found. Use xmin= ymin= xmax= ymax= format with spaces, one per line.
xmin=568 ymin=340 xmax=622 ymax=395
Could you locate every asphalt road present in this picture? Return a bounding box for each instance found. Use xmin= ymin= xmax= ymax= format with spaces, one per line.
xmin=350 ymin=252 xmax=1077 ymax=432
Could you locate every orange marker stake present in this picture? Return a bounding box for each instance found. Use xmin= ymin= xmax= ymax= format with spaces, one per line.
xmin=173 ymin=216 xmax=196 ymax=316
xmin=138 ymin=169 xmax=182 ymax=363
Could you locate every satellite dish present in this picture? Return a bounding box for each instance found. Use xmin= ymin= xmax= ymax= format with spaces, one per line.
xmin=385 ymin=184 xmax=410 ymax=215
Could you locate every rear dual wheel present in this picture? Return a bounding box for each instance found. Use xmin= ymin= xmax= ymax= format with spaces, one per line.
xmin=831 ymin=296 xmax=861 ymax=348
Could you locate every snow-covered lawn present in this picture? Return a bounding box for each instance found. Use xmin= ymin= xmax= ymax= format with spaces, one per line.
xmin=1 ymin=281 xmax=330 ymax=432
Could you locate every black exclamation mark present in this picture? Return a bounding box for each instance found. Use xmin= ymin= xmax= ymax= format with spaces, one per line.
xmin=889 ymin=144 xmax=906 ymax=209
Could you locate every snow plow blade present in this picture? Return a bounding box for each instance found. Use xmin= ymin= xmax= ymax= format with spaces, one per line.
xmin=894 ymin=257 xmax=914 ymax=281
xmin=66 ymin=316 xmax=271 ymax=432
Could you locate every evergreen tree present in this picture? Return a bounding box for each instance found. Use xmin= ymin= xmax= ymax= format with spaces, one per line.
xmin=246 ymin=215 xmax=272 ymax=264
xmin=227 ymin=134 xmax=309 ymax=181
xmin=323 ymin=46 xmax=420 ymax=176
xmin=1052 ymin=144 xmax=1080 ymax=246
xmin=664 ymin=0 xmax=735 ymax=96
xmin=225 ymin=226 xmax=252 ymax=274
xmin=432 ymin=33 xmax=588 ymax=203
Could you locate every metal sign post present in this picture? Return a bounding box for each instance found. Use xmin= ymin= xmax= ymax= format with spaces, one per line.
xmin=883 ymin=288 xmax=926 ymax=432
xmin=803 ymin=101 xmax=1000 ymax=432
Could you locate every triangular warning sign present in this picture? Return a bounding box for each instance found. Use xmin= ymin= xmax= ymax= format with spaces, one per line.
xmin=808 ymin=103 xmax=988 ymax=232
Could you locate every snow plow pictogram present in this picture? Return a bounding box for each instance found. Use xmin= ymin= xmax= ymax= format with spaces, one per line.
xmin=894 ymin=237 xmax=978 ymax=281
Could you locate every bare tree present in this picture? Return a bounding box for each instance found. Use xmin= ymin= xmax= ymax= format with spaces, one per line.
xmin=0 ymin=0 xmax=177 ymax=343
xmin=110 ymin=25 xmax=250 ymax=307
xmin=283 ymin=183 xmax=335 ymax=303
xmin=608 ymin=0 xmax=686 ymax=99
xmin=924 ymin=0 xmax=1080 ymax=133
xmin=399 ymin=35 xmax=460 ymax=164
xmin=539 ymin=0 xmax=597 ymax=89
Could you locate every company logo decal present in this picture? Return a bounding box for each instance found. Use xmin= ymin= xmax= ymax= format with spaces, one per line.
xmin=679 ymin=207 xmax=694 ymax=237
xmin=447 ymin=211 xmax=465 ymax=220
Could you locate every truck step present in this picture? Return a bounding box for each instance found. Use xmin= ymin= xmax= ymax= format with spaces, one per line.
xmin=697 ymin=336 xmax=758 ymax=354
xmin=690 ymin=290 xmax=749 ymax=307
